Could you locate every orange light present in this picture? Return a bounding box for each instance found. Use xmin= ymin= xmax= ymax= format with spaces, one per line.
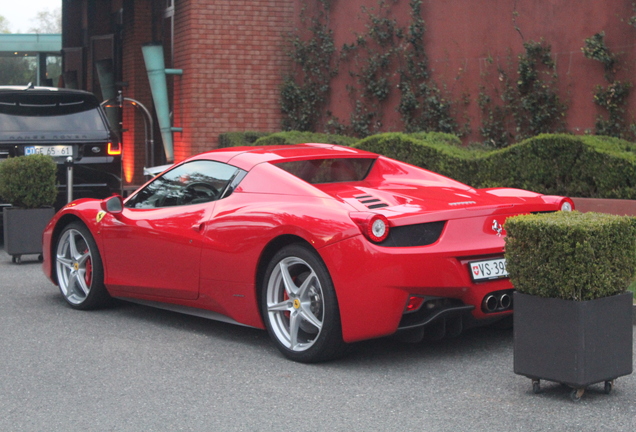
xmin=107 ymin=142 xmax=122 ymax=155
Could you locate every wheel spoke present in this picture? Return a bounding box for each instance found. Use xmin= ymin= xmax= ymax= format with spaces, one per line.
xmin=296 ymin=270 xmax=317 ymax=300
xmin=57 ymin=255 xmax=74 ymax=271
xmin=68 ymin=231 xmax=81 ymax=260
xmin=279 ymin=261 xmax=298 ymax=296
xmin=74 ymin=270 xmax=90 ymax=296
xmin=299 ymin=305 xmax=322 ymax=331
xmin=268 ymin=300 xmax=292 ymax=312
xmin=77 ymin=250 xmax=91 ymax=267
xmin=289 ymin=311 xmax=301 ymax=349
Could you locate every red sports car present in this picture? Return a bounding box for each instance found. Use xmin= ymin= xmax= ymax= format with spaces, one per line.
xmin=42 ymin=144 xmax=573 ymax=362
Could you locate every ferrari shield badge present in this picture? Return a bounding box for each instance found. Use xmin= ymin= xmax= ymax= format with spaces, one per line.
xmin=96 ymin=211 xmax=106 ymax=223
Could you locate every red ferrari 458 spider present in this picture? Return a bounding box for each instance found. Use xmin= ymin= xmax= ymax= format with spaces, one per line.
xmin=42 ymin=143 xmax=573 ymax=362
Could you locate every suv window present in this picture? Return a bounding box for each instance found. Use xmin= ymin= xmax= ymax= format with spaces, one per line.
xmin=0 ymin=92 xmax=107 ymax=133
xmin=126 ymin=160 xmax=244 ymax=209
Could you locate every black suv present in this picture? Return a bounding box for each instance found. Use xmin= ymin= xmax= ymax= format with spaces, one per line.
xmin=0 ymin=86 xmax=122 ymax=209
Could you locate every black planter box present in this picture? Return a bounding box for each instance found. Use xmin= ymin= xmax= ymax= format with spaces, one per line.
xmin=3 ymin=207 xmax=55 ymax=257
xmin=514 ymin=291 xmax=633 ymax=388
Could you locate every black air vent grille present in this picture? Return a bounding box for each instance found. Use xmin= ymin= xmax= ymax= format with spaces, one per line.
xmin=354 ymin=194 xmax=389 ymax=209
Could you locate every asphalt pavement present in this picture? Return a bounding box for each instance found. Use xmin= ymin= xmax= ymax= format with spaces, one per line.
xmin=1 ymin=246 xmax=635 ymax=432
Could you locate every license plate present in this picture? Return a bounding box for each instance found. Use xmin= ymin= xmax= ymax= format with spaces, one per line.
xmin=25 ymin=145 xmax=73 ymax=157
xmin=469 ymin=258 xmax=509 ymax=281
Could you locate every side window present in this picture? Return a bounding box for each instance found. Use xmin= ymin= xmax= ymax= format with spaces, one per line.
xmin=126 ymin=160 xmax=243 ymax=209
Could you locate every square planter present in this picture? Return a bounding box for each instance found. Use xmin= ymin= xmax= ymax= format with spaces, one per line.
xmin=3 ymin=207 xmax=55 ymax=262
xmin=514 ymin=291 xmax=633 ymax=390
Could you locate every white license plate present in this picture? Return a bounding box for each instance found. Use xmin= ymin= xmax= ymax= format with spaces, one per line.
xmin=469 ymin=258 xmax=509 ymax=281
xmin=25 ymin=145 xmax=73 ymax=157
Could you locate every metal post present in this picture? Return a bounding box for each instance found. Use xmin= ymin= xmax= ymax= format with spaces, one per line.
xmin=65 ymin=156 xmax=74 ymax=203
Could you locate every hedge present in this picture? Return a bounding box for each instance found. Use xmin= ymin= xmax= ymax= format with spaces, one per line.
xmin=252 ymin=131 xmax=357 ymax=147
xmin=504 ymin=211 xmax=636 ymax=300
xmin=353 ymin=132 xmax=481 ymax=185
xmin=0 ymin=154 xmax=57 ymax=209
xmin=476 ymin=134 xmax=636 ymax=198
xmin=217 ymin=131 xmax=271 ymax=148
xmin=217 ymin=131 xmax=636 ymax=199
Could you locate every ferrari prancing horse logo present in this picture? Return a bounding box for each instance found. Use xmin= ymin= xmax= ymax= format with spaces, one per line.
xmin=492 ymin=220 xmax=503 ymax=236
xmin=96 ymin=211 xmax=106 ymax=223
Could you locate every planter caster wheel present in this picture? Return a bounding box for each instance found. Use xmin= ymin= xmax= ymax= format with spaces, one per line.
xmin=532 ymin=379 xmax=541 ymax=394
xmin=570 ymin=388 xmax=585 ymax=402
xmin=604 ymin=380 xmax=614 ymax=394
xmin=12 ymin=255 xmax=21 ymax=264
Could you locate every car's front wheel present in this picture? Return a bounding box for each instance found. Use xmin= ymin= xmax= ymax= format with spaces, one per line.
xmin=261 ymin=244 xmax=347 ymax=362
xmin=55 ymin=222 xmax=111 ymax=310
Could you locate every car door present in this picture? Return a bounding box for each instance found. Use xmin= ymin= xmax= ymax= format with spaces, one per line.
xmin=100 ymin=160 xmax=240 ymax=300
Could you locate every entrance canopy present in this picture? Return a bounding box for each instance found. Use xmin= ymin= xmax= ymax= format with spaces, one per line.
xmin=0 ymin=34 xmax=62 ymax=86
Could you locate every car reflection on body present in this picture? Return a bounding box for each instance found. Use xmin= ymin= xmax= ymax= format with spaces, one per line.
xmin=42 ymin=144 xmax=574 ymax=362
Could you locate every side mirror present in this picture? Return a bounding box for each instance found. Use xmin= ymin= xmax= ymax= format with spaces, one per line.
xmin=101 ymin=195 xmax=124 ymax=214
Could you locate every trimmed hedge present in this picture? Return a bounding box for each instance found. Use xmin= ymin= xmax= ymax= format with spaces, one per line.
xmin=476 ymin=134 xmax=636 ymax=198
xmin=357 ymin=132 xmax=636 ymax=198
xmin=0 ymin=154 xmax=57 ymax=209
xmin=353 ymin=132 xmax=481 ymax=185
xmin=252 ymin=131 xmax=357 ymax=147
xmin=217 ymin=131 xmax=636 ymax=198
xmin=504 ymin=211 xmax=636 ymax=301
xmin=217 ymin=131 xmax=271 ymax=148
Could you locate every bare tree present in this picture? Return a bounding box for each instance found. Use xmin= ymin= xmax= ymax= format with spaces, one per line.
xmin=0 ymin=15 xmax=11 ymax=33
xmin=29 ymin=8 xmax=62 ymax=34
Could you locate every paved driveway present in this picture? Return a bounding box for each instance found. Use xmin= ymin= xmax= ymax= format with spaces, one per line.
xmin=0 ymin=248 xmax=635 ymax=432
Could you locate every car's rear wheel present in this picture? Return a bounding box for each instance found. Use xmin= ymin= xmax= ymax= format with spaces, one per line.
xmin=261 ymin=244 xmax=347 ymax=362
xmin=55 ymin=222 xmax=111 ymax=310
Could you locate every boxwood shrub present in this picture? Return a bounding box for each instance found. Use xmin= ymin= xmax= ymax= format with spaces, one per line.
xmin=353 ymin=132 xmax=482 ymax=185
xmin=476 ymin=134 xmax=636 ymax=198
xmin=219 ymin=131 xmax=636 ymax=199
xmin=253 ymin=131 xmax=357 ymax=147
xmin=504 ymin=211 xmax=636 ymax=301
xmin=217 ymin=131 xmax=271 ymax=148
xmin=0 ymin=154 xmax=57 ymax=209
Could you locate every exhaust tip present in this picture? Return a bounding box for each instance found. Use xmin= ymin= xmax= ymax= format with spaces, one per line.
xmin=483 ymin=295 xmax=498 ymax=312
xmin=499 ymin=293 xmax=512 ymax=309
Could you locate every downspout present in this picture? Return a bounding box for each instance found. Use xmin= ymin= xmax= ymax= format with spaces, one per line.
xmin=141 ymin=43 xmax=182 ymax=163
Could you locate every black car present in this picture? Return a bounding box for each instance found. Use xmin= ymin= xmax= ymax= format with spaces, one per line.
xmin=0 ymin=86 xmax=122 ymax=209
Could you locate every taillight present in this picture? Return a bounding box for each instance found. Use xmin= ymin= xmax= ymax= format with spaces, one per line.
xmin=350 ymin=212 xmax=390 ymax=243
xmin=560 ymin=198 xmax=574 ymax=211
xmin=108 ymin=142 xmax=122 ymax=156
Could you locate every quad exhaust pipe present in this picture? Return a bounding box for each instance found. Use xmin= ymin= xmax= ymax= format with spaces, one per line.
xmin=482 ymin=291 xmax=513 ymax=313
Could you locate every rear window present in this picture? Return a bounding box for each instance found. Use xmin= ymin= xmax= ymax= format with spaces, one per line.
xmin=273 ymin=158 xmax=375 ymax=184
xmin=0 ymin=93 xmax=106 ymax=132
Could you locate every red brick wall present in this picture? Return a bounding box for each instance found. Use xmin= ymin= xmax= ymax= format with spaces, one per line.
xmin=121 ymin=0 xmax=154 ymax=186
xmin=172 ymin=0 xmax=295 ymax=162
xmin=308 ymin=0 xmax=636 ymax=142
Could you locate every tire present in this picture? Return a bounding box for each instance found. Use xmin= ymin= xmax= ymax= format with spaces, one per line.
xmin=261 ymin=244 xmax=347 ymax=363
xmin=55 ymin=222 xmax=111 ymax=310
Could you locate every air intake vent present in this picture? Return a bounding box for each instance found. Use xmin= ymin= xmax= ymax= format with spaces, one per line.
xmin=354 ymin=194 xmax=389 ymax=209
